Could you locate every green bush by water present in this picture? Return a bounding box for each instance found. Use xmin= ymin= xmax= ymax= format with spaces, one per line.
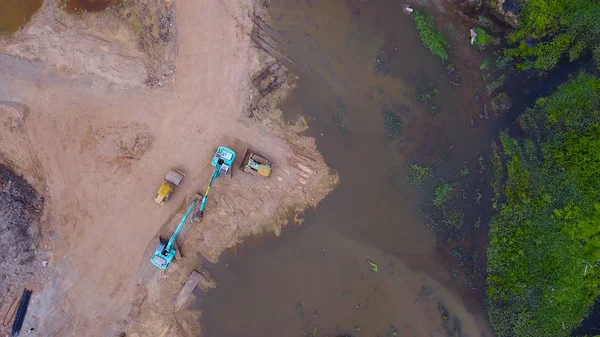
xmin=412 ymin=8 xmax=450 ymax=62
xmin=416 ymin=80 xmax=440 ymax=114
xmin=493 ymin=51 xmax=513 ymax=69
xmin=479 ymin=59 xmax=490 ymax=70
xmin=407 ymin=163 xmax=435 ymax=186
xmin=474 ymin=27 xmax=493 ymax=46
xmin=432 ymin=182 xmax=453 ymax=209
xmin=382 ymin=110 xmax=403 ymax=139
xmin=506 ymin=0 xmax=600 ymax=72
xmin=486 ymin=73 xmax=600 ymax=337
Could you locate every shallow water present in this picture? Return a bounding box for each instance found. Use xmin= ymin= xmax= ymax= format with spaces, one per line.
xmin=201 ymin=1 xmax=497 ymax=336
xmin=62 ymin=0 xmax=119 ymax=13
xmin=0 ymin=0 xmax=43 ymax=35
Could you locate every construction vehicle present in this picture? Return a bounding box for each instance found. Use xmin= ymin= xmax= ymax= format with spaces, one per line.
xmin=155 ymin=169 xmax=185 ymax=205
xmin=192 ymin=146 xmax=236 ymax=222
xmin=151 ymin=193 xmax=202 ymax=269
xmin=239 ymin=148 xmax=272 ymax=177
xmin=151 ymin=147 xmax=236 ymax=269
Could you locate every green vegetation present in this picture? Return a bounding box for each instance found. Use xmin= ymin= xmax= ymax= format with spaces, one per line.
xmin=486 ymin=73 xmax=600 ymax=337
xmin=493 ymin=51 xmax=513 ymax=70
xmin=447 ymin=23 xmax=457 ymax=39
xmin=416 ymin=80 xmax=439 ymax=114
xmin=407 ymin=163 xmax=435 ymax=186
xmin=486 ymin=75 xmax=506 ymax=93
xmin=491 ymin=92 xmax=511 ymax=115
xmin=367 ymin=259 xmax=380 ymax=273
xmin=474 ymin=27 xmax=493 ymax=46
xmin=444 ymin=210 xmax=464 ymax=230
xmin=382 ymin=109 xmax=403 ymax=139
xmin=412 ymin=8 xmax=450 ymax=62
xmin=438 ymin=301 xmax=449 ymax=321
xmin=459 ymin=163 xmax=470 ymax=177
xmin=506 ymin=0 xmax=600 ymax=72
xmin=491 ymin=143 xmax=503 ymax=210
xmin=479 ymin=59 xmax=490 ymax=70
xmin=432 ymin=182 xmax=453 ymax=209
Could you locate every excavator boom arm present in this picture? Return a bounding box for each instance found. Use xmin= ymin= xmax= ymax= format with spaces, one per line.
xmin=199 ymin=165 xmax=221 ymax=213
xmin=164 ymin=198 xmax=198 ymax=252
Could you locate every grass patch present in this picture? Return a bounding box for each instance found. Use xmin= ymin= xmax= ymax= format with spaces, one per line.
xmin=444 ymin=210 xmax=464 ymax=230
xmin=438 ymin=301 xmax=449 ymax=321
xmin=487 ymin=73 xmax=600 ymax=337
xmin=382 ymin=109 xmax=403 ymax=139
xmin=447 ymin=23 xmax=457 ymax=39
xmin=493 ymin=51 xmax=513 ymax=70
xmin=505 ymin=0 xmax=600 ymax=73
xmin=479 ymin=59 xmax=490 ymax=70
xmin=407 ymin=163 xmax=435 ymax=186
xmin=486 ymin=75 xmax=506 ymax=94
xmin=412 ymin=8 xmax=450 ymax=62
xmin=490 ymin=143 xmax=503 ymax=210
xmin=416 ymin=80 xmax=440 ymax=114
xmin=474 ymin=27 xmax=493 ymax=46
xmin=432 ymin=182 xmax=453 ymax=209
xmin=491 ymin=92 xmax=511 ymax=114
xmin=459 ymin=162 xmax=470 ymax=177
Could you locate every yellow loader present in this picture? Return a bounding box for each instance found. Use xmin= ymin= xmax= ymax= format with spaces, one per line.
xmin=155 ymin=169 xmax=185 ymax=205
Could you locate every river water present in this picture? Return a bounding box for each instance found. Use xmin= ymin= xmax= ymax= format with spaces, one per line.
xmin=0 ymin=0 xmax=43 ymax=36
xmin=201 ymin=1 xmax=497 ymax=336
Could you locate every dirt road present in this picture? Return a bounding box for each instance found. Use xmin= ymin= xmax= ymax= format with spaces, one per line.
xmin=0 ymin=0 xmax=335 ymax=336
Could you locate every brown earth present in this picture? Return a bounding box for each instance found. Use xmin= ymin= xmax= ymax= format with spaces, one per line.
xmin=0 ymin=0 xmax=336 ymax=336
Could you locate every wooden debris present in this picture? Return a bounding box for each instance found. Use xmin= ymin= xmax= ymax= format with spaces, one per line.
xmin=175 ymin=271 xmax=203 ymax=309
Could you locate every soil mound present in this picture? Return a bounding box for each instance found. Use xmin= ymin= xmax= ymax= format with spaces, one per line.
xmin=0 ymin=164 xmax=43 ymax=310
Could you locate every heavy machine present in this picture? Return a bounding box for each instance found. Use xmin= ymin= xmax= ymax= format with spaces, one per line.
xmin=151 ymin=193 xmax=202 ymax=269
xmin=239 ymin=148 xmax=272 ymax=177
xmin=155 ymin=169 xmax=185 ymax=205
xmin=192 ymin=146 xmax=236 ymax=222
xmin=151 ymin=147 xmax=236 ymax=269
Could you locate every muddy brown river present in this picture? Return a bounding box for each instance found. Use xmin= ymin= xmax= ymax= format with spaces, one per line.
xmin=0 ymin=0 xmax=42 ymax=35
xmin=201 ymin=1 xmax=497 ymax=336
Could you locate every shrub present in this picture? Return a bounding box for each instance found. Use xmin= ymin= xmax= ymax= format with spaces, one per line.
xmin=407 ymin=164 xmax=435 ymax=186
xmin=487 ymin=73 xmax=600 ymax=337
xmin=506 ymin=0 xmax=600 ymax=73
xmin=432 ymin=182 xmax=453 ymax=209
xmin=480 ymin=59 xmax=490 ymax=70
xmin=474 ymin=27 xmax=493 ymax=46
xmin=382 ymin=110 xmax=402 ymax=139
xmin=493 ymin=51 xmax=513 ymax=69
xmin=412 ymin=8 xmax=450 ymax=62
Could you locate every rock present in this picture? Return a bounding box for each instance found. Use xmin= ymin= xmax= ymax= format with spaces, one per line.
xmin=42 ymin=260 xmax=48 ymax=266
xmin=479 ymin=104 xmax=490 ymax=120
xmin=470 ymin=28 xmax=477 ymax=45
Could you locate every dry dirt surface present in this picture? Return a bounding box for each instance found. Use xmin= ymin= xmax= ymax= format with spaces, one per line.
xmin=0 ymin=0 xmax=336 ymax=336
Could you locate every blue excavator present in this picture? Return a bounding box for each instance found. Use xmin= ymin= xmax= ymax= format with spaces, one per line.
xmin=151 ymin=147 xmax=236 ymax=269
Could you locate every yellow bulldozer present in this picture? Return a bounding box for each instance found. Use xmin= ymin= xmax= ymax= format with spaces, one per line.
xmin=239 ymin=148 xmax=272 ymax=177
xmin=155 ymin=169 xmax=185 ymax=205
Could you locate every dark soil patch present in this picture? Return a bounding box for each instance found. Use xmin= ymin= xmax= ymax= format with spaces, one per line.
xmin=0 ymin=164 xmax=44 ymax=313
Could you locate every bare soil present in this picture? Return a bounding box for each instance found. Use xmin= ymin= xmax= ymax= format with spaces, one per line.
xmin=0 ymin=0 xmax=336 ymax=336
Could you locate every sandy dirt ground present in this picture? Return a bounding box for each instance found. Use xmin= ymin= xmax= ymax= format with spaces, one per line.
xmin=0 ymin=0 xmax=336 ymax=336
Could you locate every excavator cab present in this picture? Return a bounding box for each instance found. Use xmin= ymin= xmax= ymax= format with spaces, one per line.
xmin=151 ymin=240 xmax=173 ymax=268
xmin=212 ymin=146 xmax=236 ymax=176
